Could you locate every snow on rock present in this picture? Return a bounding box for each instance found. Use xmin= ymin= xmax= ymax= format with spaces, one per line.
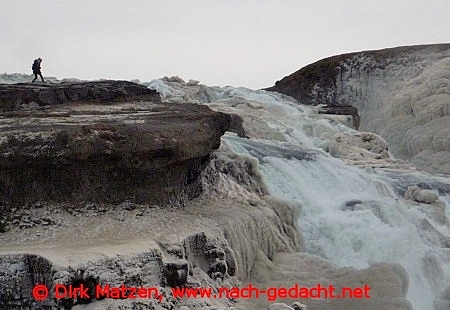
xmin=0 ymin=73 xmax=64 ymax=84
xmin=268 ymin=44 xmax=450 ymax=174
xmin=147 ymin=77 xmax=447 ymax=309
xmin=147 ymin=76 xmax=413 ymax=171
xmin=0 ymin=82 xmax=231 ymax=207
xmin=405 ymin=185 xmax=439 ymax=204
xmin=268 ymin=303 xmax=295 ymax=310
xmin=0 ymin=76 xmax=408 ymax=310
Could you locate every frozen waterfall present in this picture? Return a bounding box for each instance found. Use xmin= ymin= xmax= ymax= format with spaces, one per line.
xmin=148 ymin=77 xmax=450 ymax=310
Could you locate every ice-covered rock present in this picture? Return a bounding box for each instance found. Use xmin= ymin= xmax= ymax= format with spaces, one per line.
xmin=146 ymin=75 xmax=448 ymax=310
xmin=267 ymin=44 xmax=450 ymax=174
xmin=268 ymin=303 xmax=295 ymax=310
xmin=405 ymin=185 xmax=439 ymax=204
xmin=291 ymin=302 xmax=307 ymax=310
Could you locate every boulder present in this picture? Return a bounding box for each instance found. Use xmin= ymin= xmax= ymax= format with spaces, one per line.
xmin=416 ymin=190 xmax=439 ymax=204
xmin=405 ymin=186 xmax=439 ymax=204
xmin=268 ymin=303 xmax=295 ymax=310
xmin=0 ymin=254 xmax=53 ymax=309
xmin=291 ymin=302 xmax=307 ymax=310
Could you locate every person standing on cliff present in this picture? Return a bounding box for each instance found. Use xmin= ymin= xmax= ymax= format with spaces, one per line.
xmin=32 ymin=58 xmax=45 ymax=82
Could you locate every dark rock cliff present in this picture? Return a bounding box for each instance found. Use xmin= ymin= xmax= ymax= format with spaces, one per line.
xmin=0 ymin=80 xmax=161 ymax=111
xmin=266 ymin=44 xmax=450 ymax=130
xmin=266 ymin=44 xmax=449 ymax=104
xmin=266 ymin=44 xmax=450 ymax=173
xmin=265 ymin=50 xmax=362 ymax=128
xmin=0 ymin=81 xmax=231 ymax=211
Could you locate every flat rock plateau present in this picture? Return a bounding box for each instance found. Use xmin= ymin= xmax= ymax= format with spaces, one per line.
xmin=0 ymin=81 xmax=230 ymax=206
xmin=0 ymin=79 xmax=414 ymax=310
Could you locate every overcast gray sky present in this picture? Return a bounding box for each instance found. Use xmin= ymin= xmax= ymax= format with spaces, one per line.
xmin=1 ymin=0 xmax=449 ymax=88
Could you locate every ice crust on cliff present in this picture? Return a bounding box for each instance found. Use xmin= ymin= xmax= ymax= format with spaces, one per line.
xmin=148 ymin=77 xmax=450 ymax=310
xmin=335 ymin=47 xmax=450 ymax=174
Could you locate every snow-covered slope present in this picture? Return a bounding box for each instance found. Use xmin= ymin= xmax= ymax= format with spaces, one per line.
xmin=268 ymin=44 xmax=450 ymax=175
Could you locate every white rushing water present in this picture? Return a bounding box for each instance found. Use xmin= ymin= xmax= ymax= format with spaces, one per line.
xmin=259 ymin=154 xmax=447 ymax=310
xmin=223 ymin=136 xmax=450 ymax=310
xmin=2 ymin=73 xmax=448 ymax=309
xmin=146 ymin=77 xmax=450 ymax=310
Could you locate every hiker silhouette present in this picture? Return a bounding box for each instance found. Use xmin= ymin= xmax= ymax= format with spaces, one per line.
xmin=32 ymin=58 xmax=45 ymax=82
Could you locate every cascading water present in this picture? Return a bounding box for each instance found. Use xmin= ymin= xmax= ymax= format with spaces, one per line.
xmin=267 ymin=154 xmax=447 ymax=309
xmin=148 ymin=77 xmax=450 ymax=310
xmin=223 ymin=133 xmax=450 ymax=310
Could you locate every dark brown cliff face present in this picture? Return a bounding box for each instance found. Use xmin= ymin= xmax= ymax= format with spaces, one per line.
xmin=266 ymin=44 xmax=450 ymax=105
xmin=0 ymin=81 xmax=231 ymax=211
xmin=266 ymin=44 xmax=450 ymax=174
xmin=267 ymin=54 xmax=351 ymax=105
xmin=266 ymin=53 xmax=361 ymax=128
xmin=265 ymin=44 xmax=450 ymax=131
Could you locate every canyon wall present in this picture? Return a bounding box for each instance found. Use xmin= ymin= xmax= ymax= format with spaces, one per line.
xmin=267 ymin=44 xmax=450 ymax=174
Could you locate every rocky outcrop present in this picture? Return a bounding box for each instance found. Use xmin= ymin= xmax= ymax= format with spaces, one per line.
xmin=266 ymin=44 xmax=449 ymax=106
xmin=0 ymin=80 xmax=161 ymax=112
xmin=405 ymin=186 xmax=439 ymax=204
xmin=0 ymin=147 xmax=301 ymax=309
xmin=265 ymin=51 xmax=362 ymax=129
xmin=267 ymin=44 xmax=450 ymax=174
xmin=0 ymin=254 xmax=53 ymax=309
xmin=0 ymin=146 xmax=411 ymax=310
xmin=0 ymin=81 xmax=231 ymax=212
xmin=318 ymin=104 xmax=360 ymax=129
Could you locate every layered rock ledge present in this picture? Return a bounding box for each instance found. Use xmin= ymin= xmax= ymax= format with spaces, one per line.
xmin=0 ymin=80 xmax=161 ymax=111
xmin=0 ymin=81 xmax=231 ymax=209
